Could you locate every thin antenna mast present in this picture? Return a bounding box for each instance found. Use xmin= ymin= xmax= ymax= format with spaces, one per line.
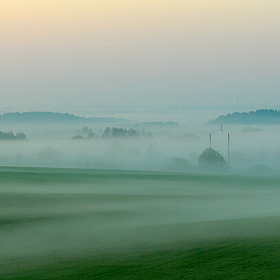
xmin=228 ymin=133 xmax=230 ymax=162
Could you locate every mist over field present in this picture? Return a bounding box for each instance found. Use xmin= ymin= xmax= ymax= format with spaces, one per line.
xmin=1 ymin=0 xmax=279 ymax=277
xmin=0 ymin=110 xmax=280 ymax=176
xmin=1 ymin=167 xmax=280 ymax=276
xmin=1 ymin=110 xmax=280 ymax=278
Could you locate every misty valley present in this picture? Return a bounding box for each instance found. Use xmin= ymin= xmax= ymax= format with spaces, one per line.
xmin=2 ymin=0 xmax=279 ymax=277
xmin=2 ymin=110 xmax=280 ymax=279
xmin=1 ymin=110 xmax=280 ymax=176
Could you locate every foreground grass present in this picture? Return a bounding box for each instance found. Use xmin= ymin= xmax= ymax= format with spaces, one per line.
xmin=2 ymin=237 xmax=280 ymax=279
xmin=1 ymin=166 xmax=280 ymax=279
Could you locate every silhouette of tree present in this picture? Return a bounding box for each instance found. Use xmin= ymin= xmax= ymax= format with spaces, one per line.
xmin=208 ymin=109 xmax=280 ymax=124
xmin=198 ymin=148 xmax=226 ymax=166
xmin=112 ymin=127 xmax=126 ymax=137
xmin=101 ymin=127 xmax=139 ymax=138
xmin=0 ymin=131 xmax=27 ymax=140
xmin=127 ymin=128 xmax=138 ymax=137
xmin=102 ymin=127 xmax=112 ymax=138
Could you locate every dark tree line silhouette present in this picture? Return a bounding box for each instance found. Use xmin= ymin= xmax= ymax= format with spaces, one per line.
xmin=102 ymin=127 xmax=139 ymax=138
xmin=0 ymin=131 xmax=27 ymax=140
xmin=208 ymin=109 xmax=280 ymax=124
xmin=72 ymin=127 xmax=141 ymax=140
xmin=0 ymin=112 xmax=127 ymax=123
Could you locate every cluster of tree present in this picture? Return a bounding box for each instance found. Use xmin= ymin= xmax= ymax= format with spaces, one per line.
xmin=102 ymin=127 xmax=139 ymax=138
xmin=208 ymin=109 xmax=280 ymax=124
xmin=160 ymin=148 xmax=227 ymax=173
xmin=73 ymin=126 xmax=98 ymax=139
xmin=0 ymin=131 xmax=27 ymax=140
xmin=76 ymin=126 xmax=93 ymax=135
xmin=72 ymin=126 xmax=99 ymax=140
xmin=72 ymin=126 xmax=145 ymax=140
xmin=72 ymin=133 xmax=99 ymax=140
xmin=0 ymin=112 xmax=127 ymax=124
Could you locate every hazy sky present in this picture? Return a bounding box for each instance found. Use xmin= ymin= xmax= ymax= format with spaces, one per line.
xmin=1 ymin=0 xmax=279 ymax=109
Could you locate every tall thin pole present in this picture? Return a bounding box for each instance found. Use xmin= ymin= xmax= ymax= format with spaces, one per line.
xmin=228 ymin=133 xmax=230 ymax=162
xmin=209 ymin=133 xmax=212 ymax=148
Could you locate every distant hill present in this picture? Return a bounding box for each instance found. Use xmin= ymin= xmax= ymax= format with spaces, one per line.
xmin=0 ymin=112 xmax=128 ymax=124
xmin=208 ymin=109 xmax=280 ymax=125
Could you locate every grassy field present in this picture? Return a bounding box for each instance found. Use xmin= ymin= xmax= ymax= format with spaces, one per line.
xmin=1 ymin=166 xmax=280 ymax=279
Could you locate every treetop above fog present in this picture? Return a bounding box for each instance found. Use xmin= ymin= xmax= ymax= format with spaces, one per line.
xmin=0 ymin=112 xmax=128 ymax=124
xmin=101 ymin=127 xmax=140 ymax=138
xmin=198 ymin=147 xmax=226 ymax=166
xmin=0 ymin=131 xmax=27 ymax=140
xmin=72 ymin=126 xmax=152 ymax=140
xmin=208 ymin=109 xmax=280 ymax=124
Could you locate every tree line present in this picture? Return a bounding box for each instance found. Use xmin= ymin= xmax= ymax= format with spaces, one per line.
xmin=101 ymin=127 xmax=139 ymax=138
xmin=0 ymin=131 xmax=27 ymax=140
xmin=0 ymin=112 xmax=127 ymax=124
xmin=208 ymin=109 xmax=280 ymax=124
xmin=72 ymin=126 xmax=151 ymax=140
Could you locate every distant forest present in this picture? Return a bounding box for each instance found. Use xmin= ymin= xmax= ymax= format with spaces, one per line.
xmin=101 ymin=127 xmax=139 ymax=138
xmin=140 ymin=121 xmax=178 ymax=126
xmin=0 ymin=112 xmax=128 ymax=124
xmin=0 ymin=131 xmax=27 ymax=140
xmin=208 ymin=109 xmax=280 ymax=124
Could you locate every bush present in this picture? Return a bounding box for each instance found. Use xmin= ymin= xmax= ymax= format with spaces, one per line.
xmin=198 ymin=148 xmax=227 ymax=171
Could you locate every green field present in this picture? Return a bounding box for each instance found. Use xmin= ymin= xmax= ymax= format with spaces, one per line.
xmin=1 ymin=166 xmax=280 ymax=279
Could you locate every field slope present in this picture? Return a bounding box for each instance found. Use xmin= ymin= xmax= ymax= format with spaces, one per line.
xmin=1 ymin=167 xmax=280 ymax=279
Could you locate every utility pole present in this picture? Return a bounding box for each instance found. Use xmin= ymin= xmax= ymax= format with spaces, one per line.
xmin=228 ymin=133 xmax=230 ymax=162
xmin=209 ymin=133 xmax=212 ymax=148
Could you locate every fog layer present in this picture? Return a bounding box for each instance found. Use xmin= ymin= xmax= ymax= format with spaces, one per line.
xmin=1 ymin=121 xmax=280 ymax=175
xmin=1 ymin=167 xmax=280 ymax=274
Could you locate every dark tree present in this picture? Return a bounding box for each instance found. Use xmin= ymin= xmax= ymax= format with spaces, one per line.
xmin=198 ymin=148 xmax=226 ymax=166
xmin=102 ymin=127 xmax=112 ymax=138
xmin=127 ymin=128 xmax=138 ymax=137
xmin=15 ymin=132 xmax=27 ymax=140
xmin=87 ymin=133 xmax=96 ymax=139
xmin=112 ymin=127 xmax=126 ymax=137
xmin=101 ymin=127 xmax=140 ymax=138
xmin=76 ymin=126 xmax=93 ymax=135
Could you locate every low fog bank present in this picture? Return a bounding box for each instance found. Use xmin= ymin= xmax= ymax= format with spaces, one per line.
xmin=1 ymin=168 xmax=280 ymax=270
xmin=1 ymin=122 xmax=280 ymax=176
xmin=2 ymin=112 xmax=280 ymax=275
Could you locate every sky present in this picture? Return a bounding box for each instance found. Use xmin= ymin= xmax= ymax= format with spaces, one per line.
xmin=0 ymin=0 xmax=279 ymax=110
